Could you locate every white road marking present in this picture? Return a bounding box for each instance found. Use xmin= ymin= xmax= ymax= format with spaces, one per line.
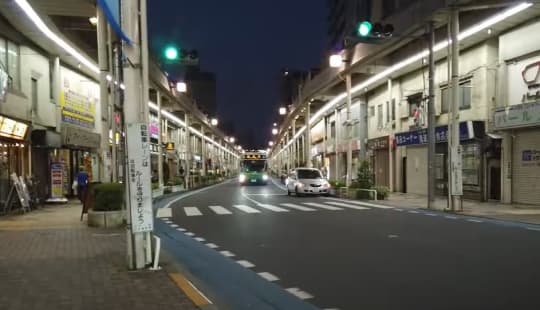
xmin=185 ymin=232 xmax=195 ymax=236
xmin=237 ymin=260 xmax=255 ymax=268
xmin=209 ymin=206 xmax=232 ymax=215
xmin=258 ymin=204 xmax=290 ymax=212
xmin=170 ymin=223 xmax=179 ymax=228
xmin=280 ymin=203 xmax=316 ymax=211
xmin=425 ymin=213 xmax=438 ymax=217
xmin=233 ymin=205 xmax=261 ymax=214
xmin=161 ymin=217 xmax=171 ymax=221
xmin=527 ymin=227 xmax=540 ymax=232
xmin=303 ymin=202 xmax=343 ymax=211
xmin=157 ymin=207 xmax=172 ymax=218
xmin=394 ymin=209 xmax=404 ymax=212
xmin=324 ymin=201 xmax=370 ymax=210
xmin=323 ymin=197 xmax=394 ymax=209
xmin=220 ymin=250 xmax=235 ymax=257
xmin=194 ymin=237 xmax=205 ymax=242
xmin=286 ymin=287 xmax=313 ymax=300
xmin=206 ymin=243 xmax=218 ymax=249
xmin=408 ymin=210 xmax=420 ymax=214
xmin=176 ymin=228 xmax=186 ymax=232
xmin=258 ymin=272 xmax=279 ymax=282
xmin=445 ymin=216 xmax=458 ymax=220
xmin=467 ymin=219 xmax=483 ymax=223
xmin=271 ymin=178 xmax=288 ymax=191
xmin=184 ymin=207 xmax=203 ymax=216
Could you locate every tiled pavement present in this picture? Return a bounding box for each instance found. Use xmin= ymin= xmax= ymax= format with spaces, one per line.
xmin=0 ymin=203 xmax=198 ymax=310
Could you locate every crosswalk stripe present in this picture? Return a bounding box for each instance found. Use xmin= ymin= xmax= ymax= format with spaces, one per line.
xmin=237 ymin=260 xmax=255 ymax=268
xmin=157 ymin=207 xmax=172 ymax=218
xmin=258 ymin=204 xmax=290 ymax=212
xmin=209 ymin=206 xmax=232 ymax=215
xmin=258 ymin=272 xmax=279 ymax=282
xmin=184 ymin=207 xmax=203 ymax=216
xmin=324 ymin=201 xmax=369 ymax=210
xmin=220 ymin=250 xmax=235 ymax=257
xmin=303 ymin=202 xmax=343 ymax=210
xmin=233 ymin=205 xmax=261 ymax=214
xmin=280 ymin=203 xmax=316 ymax=211
xmin=323 ymin=197 xmax=394 ymax=209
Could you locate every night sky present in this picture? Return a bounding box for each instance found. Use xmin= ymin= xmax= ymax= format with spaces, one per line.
xmin=148 ymin=0 xmax=327 ymax=148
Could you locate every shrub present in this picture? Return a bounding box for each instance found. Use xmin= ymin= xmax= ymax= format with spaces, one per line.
xmin=93 ymin=183 xmax=124 ymax=211
xmin=356 ymin=160 xmax=374 ymax=189
xmin=373 ymin=185 xmax=390 ymax=200
xmin=151 ymin=183 xmax=159 ymax=190
xmin=355 ymin=189 xmax=373 ymax=200
xmin=163 ymin=187 xmax=172 ymax=194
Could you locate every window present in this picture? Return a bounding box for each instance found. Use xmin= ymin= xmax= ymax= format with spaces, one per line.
xmin=369 ymin=106 xmax=375 ymax=117
xmin=377 ymin=104 xmax=383 ymax=128
xmin=31 ymin=78 xmax=38 ymax=114
xmin=441 ymin=81 xmax=472 ymax=113
xmin=391 ymin=99 xmax=396 ymax=121
xmin=408 ymin=93 xmax=422 ymax=117
xmin=330 ymin=121 xmax=336 ymax=138
xmin=386 ymin=101 xmax=390 ymax=123
xmin=0 ymin=38 xmax=20 ymax=91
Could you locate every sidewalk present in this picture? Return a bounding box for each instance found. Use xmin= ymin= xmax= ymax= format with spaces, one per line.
xmin=384 ymin=192 xmax=540 ymax=225
xmin=0 ymin=201 xmax=198 ymax=310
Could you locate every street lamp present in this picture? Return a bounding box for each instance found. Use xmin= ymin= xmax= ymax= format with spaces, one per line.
xmin=269 ymin=141 xmax=274 ymax=146
xmin=210 ymin=118 xmax=218 ymax=126
xmin=272 ymin=128 xmax=278 ymax=135
xmin=279 ymin=107 xmax=287 ymax=115
xmin=229 ymin=137 xmax=235 ymax=143
xmin=176 ymin=82 xmax=187 ymax=93
xmin=329 ymin=54 xmax=343 ymax=68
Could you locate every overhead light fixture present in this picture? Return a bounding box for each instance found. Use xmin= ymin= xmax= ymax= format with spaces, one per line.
xmin=210 ymin=118 xmax=218 ymax=126
xmin=106 ymin=74 xmax=112 ymax=82
xmin=329 ymin=54 xmax=343 ymax=68
xmin=272 ymin=128 xmax=278 ymax=135
xmin=120 ymin=83 xmax=126 ymax=90
xmin=269 ymin=141 xmax=274 ymax=146
xmin=279 ymin=107 xmax=287 ymax=115
xmin=176 ymin=82 xmax=187 ymax=93
xmin=274 ymin=2 xmax=532 ymax=157
xmin=89 ymin=16 xmax=98 ymax=26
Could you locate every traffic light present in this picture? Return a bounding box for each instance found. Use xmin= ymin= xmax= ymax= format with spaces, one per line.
xmin=164 ymin=45 xmax=179 ymax=61
xmin=345 ymin=21 xmax=394 ymax=47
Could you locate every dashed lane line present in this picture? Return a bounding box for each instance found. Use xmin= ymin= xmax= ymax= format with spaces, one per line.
xmin=258 ymin=272 xmax=279 ymax=282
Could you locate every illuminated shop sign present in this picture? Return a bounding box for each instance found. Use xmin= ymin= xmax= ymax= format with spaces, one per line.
xmin=0 ymin=116 xmax=28 ymax=140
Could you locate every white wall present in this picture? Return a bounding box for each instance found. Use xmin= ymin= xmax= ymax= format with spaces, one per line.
xmin=1 ymin=46 xmax=54 ymax=127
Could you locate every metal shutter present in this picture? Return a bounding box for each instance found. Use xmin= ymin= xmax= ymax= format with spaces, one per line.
xmin=406 ymin=146 xmax=428 ymax=195
xmin=512 ymin=129 xmax=540 ymax=205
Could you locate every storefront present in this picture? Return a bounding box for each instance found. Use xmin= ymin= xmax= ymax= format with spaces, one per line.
xmin=367 ymin=136 xmax=390 ymax=187
xmin=0 ymin=115 xmax=30 ymax=203
xmin=31 ymin=129 xmax=62 ymax=201
xmin=494 ymin=102 xmax=540 ymax=205
xmin=395 ymin=121 xmax=485 ymax=200
xmin=60 ymin=125 xmax=100 ymax=196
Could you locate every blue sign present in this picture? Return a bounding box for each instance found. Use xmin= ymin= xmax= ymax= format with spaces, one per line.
xmin=395 ymin=121 xmax=473 ymax=146
xmin=97 ymin=0 xmax=132 ymax=45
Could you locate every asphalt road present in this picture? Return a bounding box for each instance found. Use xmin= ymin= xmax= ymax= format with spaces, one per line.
xmin=158 ymin=179 xmax=540 ymax=310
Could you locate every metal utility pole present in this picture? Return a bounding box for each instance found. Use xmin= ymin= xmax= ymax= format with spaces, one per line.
xmin=305 ymin=103 xmax=312 ymax=168
xmin=427 ymin=21 xmax=436 ymax=209
xmin=157 ymin=92 xmax=164 ymax=188
xmin=122 ymin=0 xmax=153 ymax=269
xmin=291 ymin=119 xmax=296 ymax=168
xmin=97 ymin=7 xmax=111 ymax=183
xmin=345 ymin=73 xmax=353 ymax=187
xmin=449 ymin=9 xmax=463 ymax=211
xmin=185 ymin=114 xmax=191 ymax=189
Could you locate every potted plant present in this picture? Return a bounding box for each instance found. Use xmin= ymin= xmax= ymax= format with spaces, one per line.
xmin=88 ymin=183 xmax=125 ymax=228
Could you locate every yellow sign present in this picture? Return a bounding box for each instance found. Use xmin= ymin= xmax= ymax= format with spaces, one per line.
xmin=166 ymin=142 xmax=175 ymax=151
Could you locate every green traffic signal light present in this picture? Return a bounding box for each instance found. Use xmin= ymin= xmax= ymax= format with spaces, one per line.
xmin=164 ymin=46 xmax=179 ymax=61
xmin=357 ymin=21 xmax=372 ymax=37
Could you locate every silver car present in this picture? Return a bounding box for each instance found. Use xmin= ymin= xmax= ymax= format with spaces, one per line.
xmin=286 ymin=168 xmax=330 ymax=196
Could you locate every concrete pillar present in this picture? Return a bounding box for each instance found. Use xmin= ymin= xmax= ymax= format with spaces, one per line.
xmin=305 ymin=103 xmax=312 ymax=168
xmin=157 ymin=92 xmax=163 ymax=188
xmin=184 ymin=114 xmax=191 ymax=189
xmin=201 ymin=130 xmax=207 ymax=176
xmin=501 ymin=132 xmax=512 ymax=204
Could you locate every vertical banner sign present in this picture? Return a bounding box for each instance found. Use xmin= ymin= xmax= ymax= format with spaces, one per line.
xmin=50 ymin=162 xmax=64 ymax=199
xmin=127 ymin=123 xmax=153 ymax=233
